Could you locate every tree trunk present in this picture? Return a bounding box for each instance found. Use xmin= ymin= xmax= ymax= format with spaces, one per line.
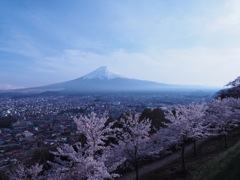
xmin=42 ymin=151 xmax=46 ymax=165
xmin=135 ymin=163 xmax=139 ymax=180
xmin=193 ymin=140 xmax=197 ymax=157
xmin=181 ymin=142 xmax=186 ymax=174
xmin=134 ymin=146 xmax=139 ymax=180
xmin=224 ymin=134 xmax=227 ymax=148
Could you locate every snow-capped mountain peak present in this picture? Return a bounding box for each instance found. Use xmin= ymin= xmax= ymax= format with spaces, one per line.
xmin=82 ymin=66 xmax=124 ymax=80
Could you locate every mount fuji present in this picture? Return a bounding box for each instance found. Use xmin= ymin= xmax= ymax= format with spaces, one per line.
xmin=35 ymin=66 xmax=171 ymax=93
xmin=81 ymin=66 xmax=125 ymax=80
xmin=1 ymin=66 xmax=218 ymax=95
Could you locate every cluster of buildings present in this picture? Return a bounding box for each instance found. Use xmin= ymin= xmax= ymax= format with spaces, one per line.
xmin=0 ymin=91 xmax=212 ymax=168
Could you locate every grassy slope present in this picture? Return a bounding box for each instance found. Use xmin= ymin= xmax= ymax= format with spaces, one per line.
xmin=192 ymin=140 xmax=240 ymax=180
xmin=140 ymin=128 xmax=240 ymax=180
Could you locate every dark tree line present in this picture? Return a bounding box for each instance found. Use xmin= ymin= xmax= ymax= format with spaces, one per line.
xmin=0 ymin=115 xmax=16 ymax=128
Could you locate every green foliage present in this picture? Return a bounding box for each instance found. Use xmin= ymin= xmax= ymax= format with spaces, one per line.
xmin=192 ymin=140 xmax=240 ymax=180
xmin=217 ymin=86 xmax=240 ymax=99
xmin=0 ymin=170 xmax=8 ymax=180
xmin=140 ymin=108 xmax=170 ymax=133
xmin=78 ymin=133 xmax=88 ymax=146
xmin=218 ymin=76 xmax=240 ymax=99
xmin=0 ymin=115 xmax=16 ymax=128
xmin=32 ymin=147 xmax=55 ymax=166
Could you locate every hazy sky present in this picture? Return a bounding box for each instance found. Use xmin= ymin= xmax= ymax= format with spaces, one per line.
xmin=1 ymin=0 xmax=240 ymax=89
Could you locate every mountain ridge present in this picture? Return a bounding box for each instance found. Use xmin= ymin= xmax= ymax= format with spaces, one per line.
xmin=0 ymin=66 xmax=220 ymax=95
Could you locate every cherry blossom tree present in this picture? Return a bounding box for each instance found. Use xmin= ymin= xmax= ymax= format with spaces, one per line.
xmin=73 ymin=112 xmax=116 ymax=156
xmin=183 ymin=102 xmax=208 ymax=156
xmin=8 ymin=163 xmax=43 ymax=180
xmin=151 ymin=123 xmax=180 ymax=156
xmin=114 ymin=111 xmax=152 ymax=180
xmin=47 ymin=112 xmax=121 ymax=179
xmin=206 ymin=98 xmax=240 ymax=147
xmin=164 ymin=102 xmax=207 ymax=173
xmin=47 ymin=143 xmax=116 ymax=180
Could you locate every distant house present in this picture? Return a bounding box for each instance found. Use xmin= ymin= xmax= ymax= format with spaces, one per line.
xmin=22 ymin=131 xmax=34 ymax=138
xmin=13 ymin=121 xmax=33 ymax=130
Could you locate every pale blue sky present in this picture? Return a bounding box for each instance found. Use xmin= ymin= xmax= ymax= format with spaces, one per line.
xmin=0 ymin=0 xmax=240 ymax=89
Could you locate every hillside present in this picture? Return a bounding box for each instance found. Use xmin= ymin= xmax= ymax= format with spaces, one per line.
xmin=139 ymin=128 xmax=240 ymax=180
xmin=217 ymin=86 xmax=240 ymax=99
xmin=192 ymin=140 xmax=240 ymax=180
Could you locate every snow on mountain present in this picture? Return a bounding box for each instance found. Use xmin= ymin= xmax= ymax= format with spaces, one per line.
xmin=81 ymin=66 xmax=124 ymax=80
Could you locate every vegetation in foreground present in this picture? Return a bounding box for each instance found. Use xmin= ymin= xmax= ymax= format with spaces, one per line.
xmin=140 ymin=127 xmax=240 ymax=180
xmin=192 ymin=138 xmax=240 ymax=180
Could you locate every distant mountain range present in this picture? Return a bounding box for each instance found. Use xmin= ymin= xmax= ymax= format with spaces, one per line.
xmin=0 ymin=66 xmax=220 ymax=96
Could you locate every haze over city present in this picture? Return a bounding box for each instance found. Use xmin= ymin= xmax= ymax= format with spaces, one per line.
xmin=1 ymin=0 xmax=240 ymax=89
